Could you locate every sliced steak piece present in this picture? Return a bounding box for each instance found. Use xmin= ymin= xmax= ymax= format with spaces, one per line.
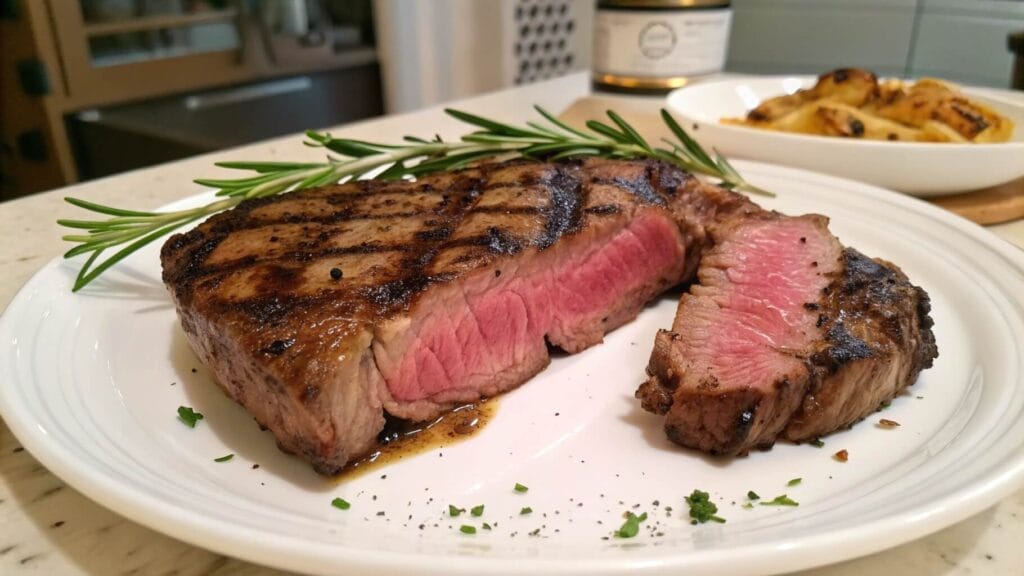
xmin=637 ymin=213 xmax=937 ymax=455
xmin=162 ymin=158 xmax=753 ymax=473
xmin=782 ymin=249 xmax=937 ymax=441
xmin=637 ymin=214 xmax=843 ymax=453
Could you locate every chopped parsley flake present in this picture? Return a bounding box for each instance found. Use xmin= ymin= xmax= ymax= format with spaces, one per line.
xmin=741 ymin=502 xmax=754 ymax=509
xmin=459 ymin=525 xmax=476 ymax=534
xmin=177 ymin=406 xmax=203 ymax=428
xmin=684 ymin=490 xmax=725 ymax=524
xmin=810 ymin=439 xmax=825 ymax=448
xmin=787 ymin=478 xmax=802 ymax=486
xmin=520 ymin=506 xmax=533 ymax=515
xmin=471 ymin=504 xmax=485 ymax=517
xmin=879 ymin=400 xmax=891 ymax=410
xmin=760 ymin=494 xmax=799 ymax=507
xmin=482 ymin=522 xmax=492 ymax=530
xmin=747 ymin=491 xmax=760 ymax=501
xmin=615 ymin=511 xmax=647 ymax=538
xmin=448 ymin=505 xmax=465 ymax=517
xmin=213 ymin=454 xmax=234 ymax=462
xmin=514 ymin=482 xmax=529 ymax=493
xmin=331 ymin=497 xmax=351 ymax=510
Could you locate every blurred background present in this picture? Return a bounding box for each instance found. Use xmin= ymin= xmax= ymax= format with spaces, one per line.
xmin=2 ymin=0 xmax=1023 ymax=200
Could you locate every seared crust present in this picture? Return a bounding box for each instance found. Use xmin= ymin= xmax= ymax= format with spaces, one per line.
xmin=783 ymin=249 xmax=938 ymax=440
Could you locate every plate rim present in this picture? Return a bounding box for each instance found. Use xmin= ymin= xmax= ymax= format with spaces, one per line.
xmin=3 ymin=160 xmax=1024 ymax=576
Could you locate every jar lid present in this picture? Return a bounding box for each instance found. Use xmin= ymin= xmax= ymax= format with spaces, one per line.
xmin=598 ymin=0 xmax=731 ymax=9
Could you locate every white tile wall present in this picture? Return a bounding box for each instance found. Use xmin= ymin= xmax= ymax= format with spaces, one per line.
xmin=726 ymin=0 xmax=1024 ymax=88
xmin=910 ymin=0 xmax=1024 ymax=86
xmin=727 ymin=1 xmax=916 ymax=77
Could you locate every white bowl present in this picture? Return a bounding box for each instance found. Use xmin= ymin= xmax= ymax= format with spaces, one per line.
xmin=666 ymin=76 xmax=1024 ymax=197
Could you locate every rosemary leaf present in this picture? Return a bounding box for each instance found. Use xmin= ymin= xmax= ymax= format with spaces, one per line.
xmin=214 ymin=160 xmax=324 ymax=172
xmin=661 ymin=109 xmax=716 ymax=168
xmin=63 ymin=197 xmax=158 ymax=218
xmin=584 ymin=120 xmax=633 ymax=144
xmin=59 ymin=105 xmax=770 ymax=290
xmin=606 ymin=110 xmax=652 ymax=152
xmin=445 ymin=108 xmax=538 ymax=138
xmin=533 ymin=105 xmax=594 ymax=140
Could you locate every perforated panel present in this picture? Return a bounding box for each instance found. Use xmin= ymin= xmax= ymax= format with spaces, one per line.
xmin=512 ymin=0 xmax=582 ymax=85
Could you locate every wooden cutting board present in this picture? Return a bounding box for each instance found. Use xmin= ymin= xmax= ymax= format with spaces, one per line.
xmin=558 ymin=97 xmax=1024 ymax=225
xmin=929 ymin=180 xmax=1024 ymax=225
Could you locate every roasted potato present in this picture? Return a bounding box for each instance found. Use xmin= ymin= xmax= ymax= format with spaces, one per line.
xmin=724 ymin=68 xmax=1014 ymax=143
xmin=742 ymin=68 xmax=878 ymax=123
xmin=757 ymin=100 xmax=926 ymax=141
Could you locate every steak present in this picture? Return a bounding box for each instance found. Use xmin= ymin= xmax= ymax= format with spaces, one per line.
xmin=636 ymin=213 xmax=938 ymax=454
xmin=161 ymin=158 xmax=753 ymax=473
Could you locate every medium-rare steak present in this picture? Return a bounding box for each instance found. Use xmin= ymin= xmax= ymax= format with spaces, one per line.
xmin=161 ymin=158 xmax=753 ymax=473
xmin=636 ymin=213 xmax=937 ymax=454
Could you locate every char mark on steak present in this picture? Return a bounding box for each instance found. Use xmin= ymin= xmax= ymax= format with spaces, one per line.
xmin=161 ymin=158 xmax=754 ymax=473
xmin=637 ymin=213 xmax=938 ymax=455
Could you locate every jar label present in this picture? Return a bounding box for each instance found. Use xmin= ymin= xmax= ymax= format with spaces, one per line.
xmin=594 ymin=9 xmax=732 ymax=78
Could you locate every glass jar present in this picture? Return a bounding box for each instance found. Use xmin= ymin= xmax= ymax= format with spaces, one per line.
xmin=593 ymin=0 xmax=732 ymax=94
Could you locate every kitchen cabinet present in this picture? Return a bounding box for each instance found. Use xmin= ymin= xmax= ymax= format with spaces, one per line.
xmin=1 ymin=0 xmax=380 ymax=199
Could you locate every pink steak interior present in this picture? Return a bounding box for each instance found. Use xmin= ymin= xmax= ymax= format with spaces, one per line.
xmin=381 ymin=210 xmax=686 ymax=403
xmin=680 ymin=216 xmax=839 ymax=391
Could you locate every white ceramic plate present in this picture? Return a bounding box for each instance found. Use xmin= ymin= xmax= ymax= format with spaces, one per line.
xmin=666 ymin=76 xmax=1024 ymax=197
xmin=2 ymin=162 xmax=1024 ymax=576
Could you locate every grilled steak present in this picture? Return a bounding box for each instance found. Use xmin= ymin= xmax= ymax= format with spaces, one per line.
xmin=161 ymin=158 xmax=752 ymax=473
xmin=636 ymin=213 xmax=938 ymax=454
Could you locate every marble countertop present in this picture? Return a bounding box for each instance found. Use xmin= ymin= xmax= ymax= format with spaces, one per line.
xmin=1 ymin=72 xmax=1022 ymax=575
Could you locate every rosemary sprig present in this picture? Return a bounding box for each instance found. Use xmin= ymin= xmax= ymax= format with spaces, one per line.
xmin=59 ymin=106 xmax=769 ymax=291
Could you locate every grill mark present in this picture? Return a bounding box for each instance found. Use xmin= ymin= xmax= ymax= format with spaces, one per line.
xmin=252 ymin=263 xmax=304 ymax=295
xmin=167 ymin=159 xmax=675 ymax=316
xmin=538 ymin=165 xmax=584 ymax=249
xmin=586 ymin=204 xmax=621 ymax=215
xmin=185 ymin=169 xmax=612 ymax=288
xmin=472 ymin=205 xmax=544 ymax=215
xmin=211 ymin=292 xmax=357 ymax=325
xmin=369 ymin=171 xmax=490 ymax=310
xmin=640 ymin=165 xmax=670 ymax=206
xmin=203 ymin=228 xmax=539 ymax=287
xmin=209 ymin=210 xmax=438 ymax=233
xmin=485 ymin=226 xmax=524 ymax=254
xmin=185 ymin=242 xmax=404 ymax=284
xmin=320 ymin=188 xmax=445 ymax=203
xmin=370 ymin=163 xmax=565 ymax=308
xmin=364 ymin=275 xmax=435 ymax=309
xmin=308 ymin=181 xmax=448 ymax=201
xmin=196 ymin=183 xmax=457 ymax=236
xmin=592 ymin=170 xmax=668 ymax=207
xmin=415 ymin=227 xmax=453 ymax=241
xmin=204 ymin=204 xmax=542 ymax=256
xmin=479 ymin=181 xmax=545 ymax=193
xmin=655 ymin=162 xmax=692 ymax=195
xmin=362 ymin=271 xmax=460 ymax=310
xmin=162 ymin=233 xmax=229 ymax=299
